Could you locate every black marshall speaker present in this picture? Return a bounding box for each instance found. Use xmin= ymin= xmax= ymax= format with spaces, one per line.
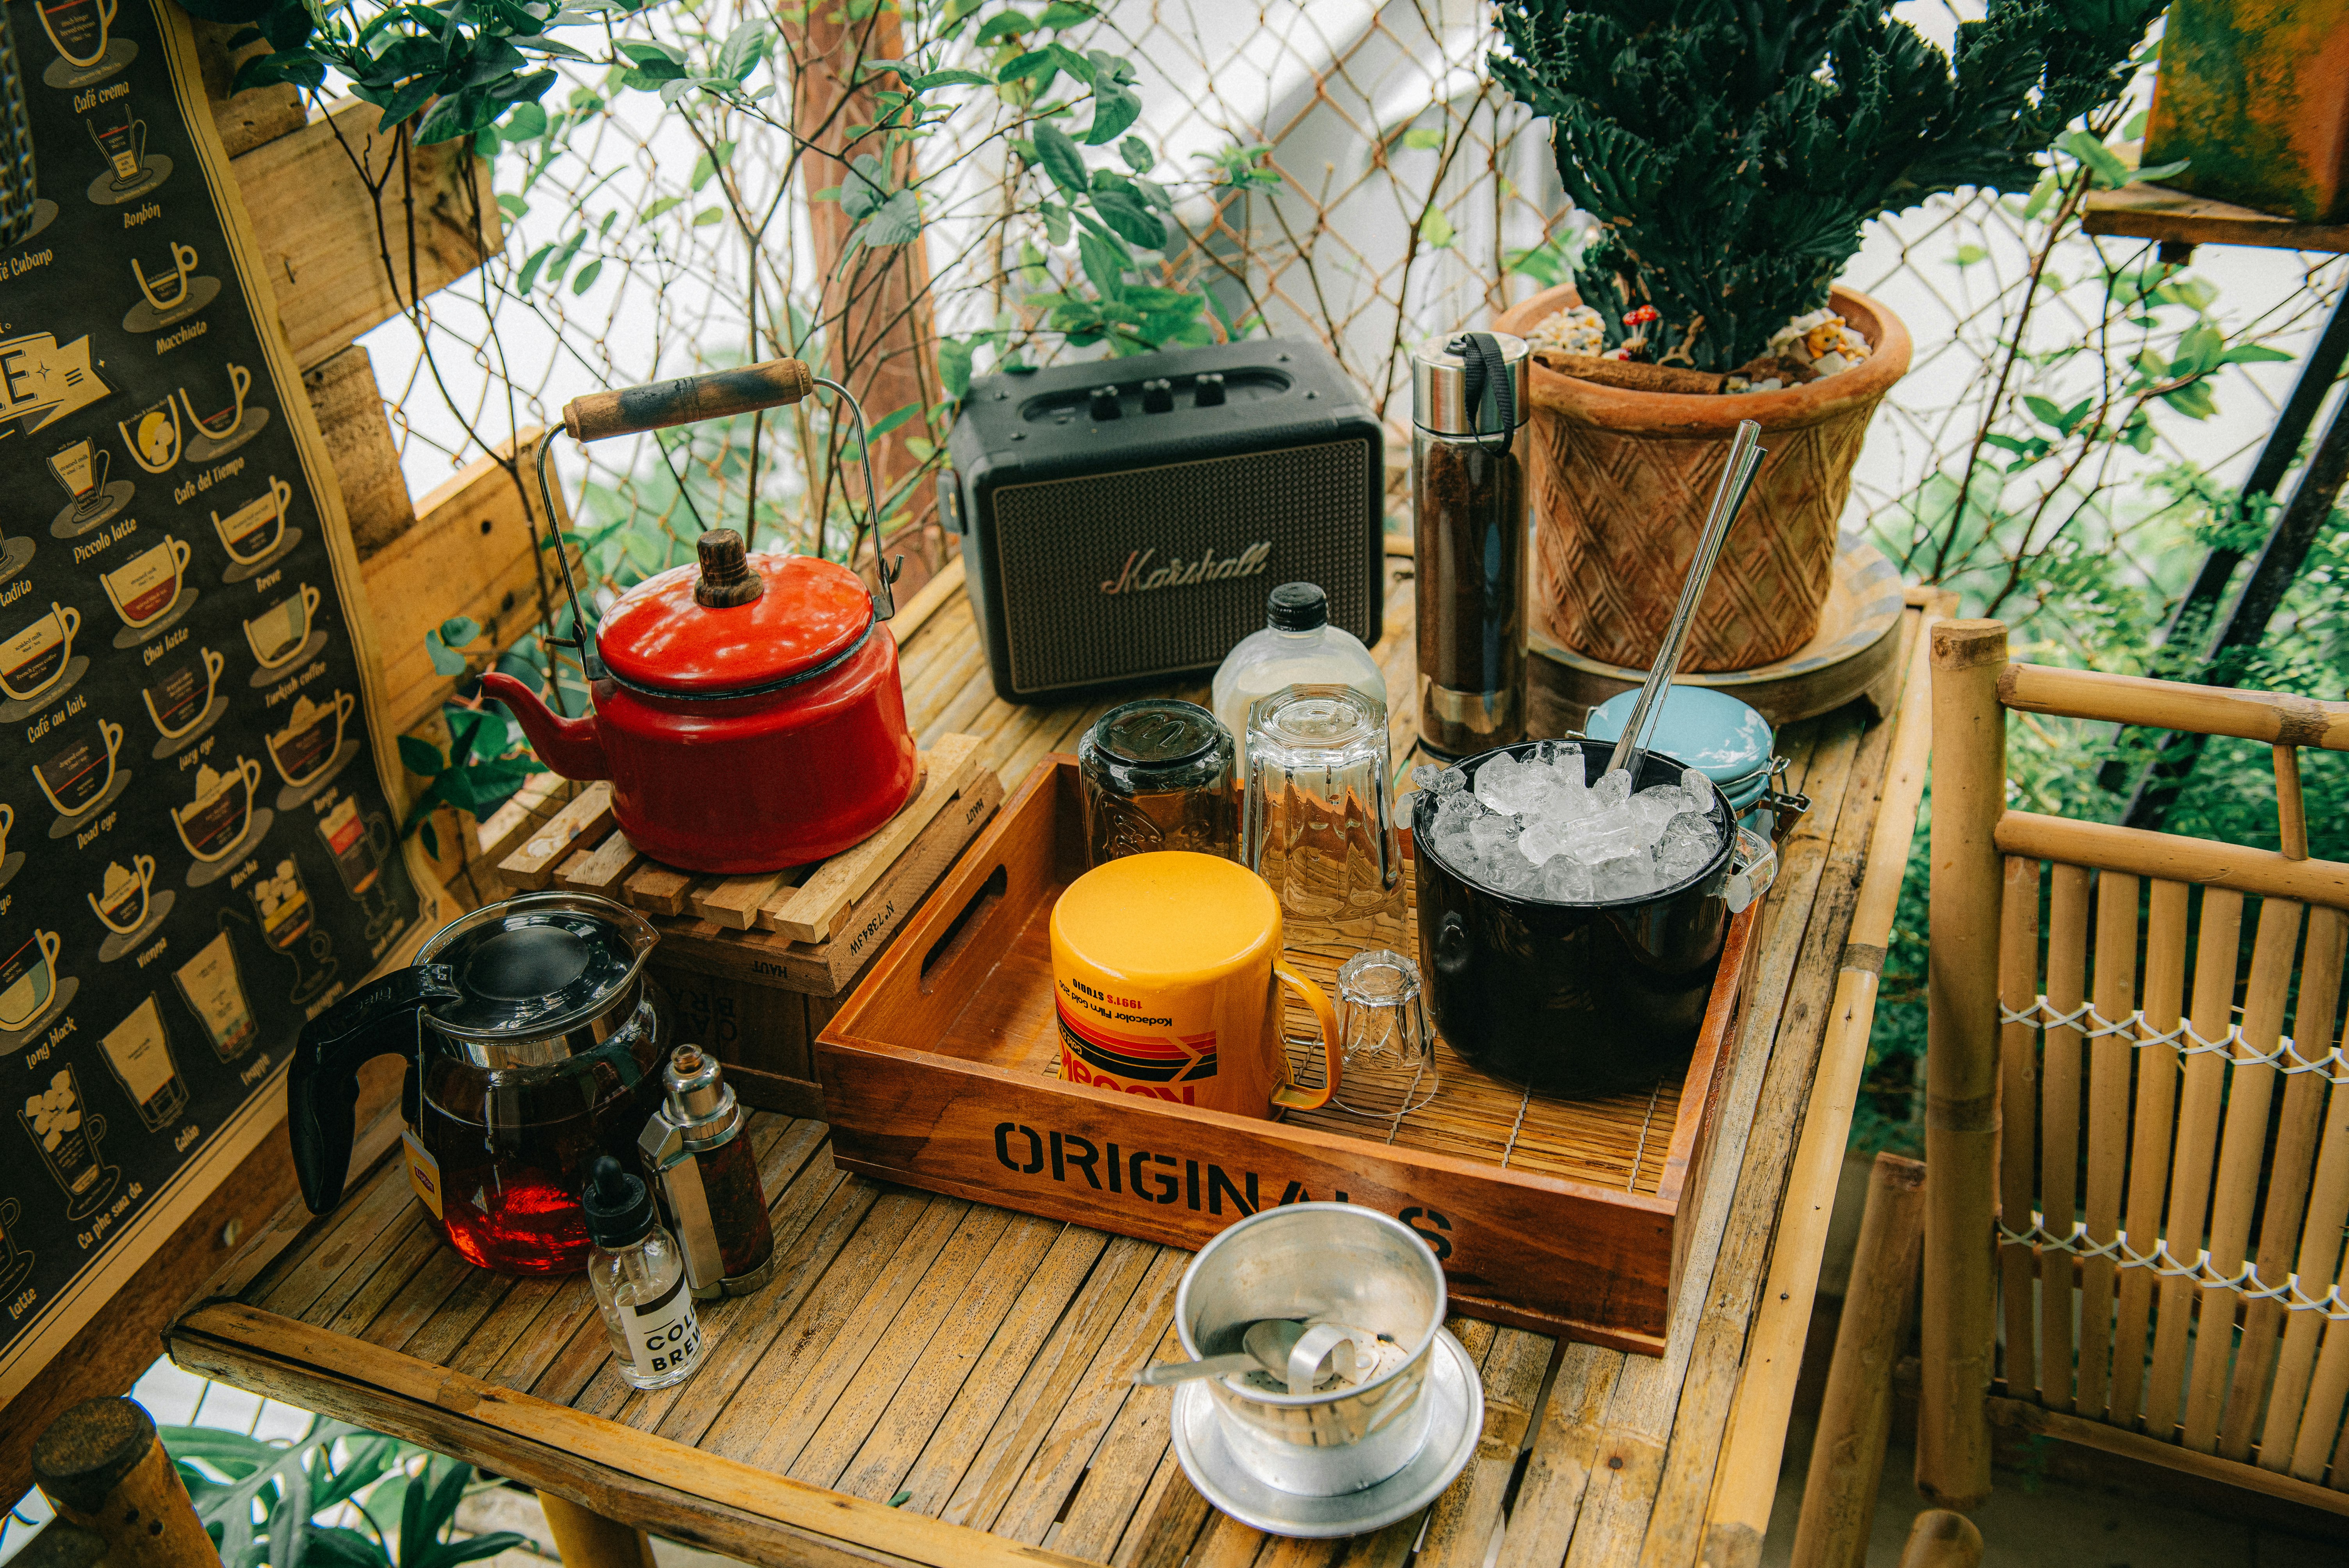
xmin=941 ymin=339 xmax=1384 ymax=702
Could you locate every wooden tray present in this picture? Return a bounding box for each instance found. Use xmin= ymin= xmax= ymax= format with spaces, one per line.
xmin=816 ymin=756 xmax=1759 ymax=1354
xmin=490 ymin=736 xmax=1005 ymax=1117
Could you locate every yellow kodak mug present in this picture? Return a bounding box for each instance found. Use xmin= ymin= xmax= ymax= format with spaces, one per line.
xmin=1051 ymin=850 xmax=1340 ymax=1117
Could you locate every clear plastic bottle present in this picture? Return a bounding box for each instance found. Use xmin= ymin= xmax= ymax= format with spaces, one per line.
xmin=581 ymin=1155 xmax=702 ymax=1390
xmin=1212 ymin=583 xmax=1388 ymax=765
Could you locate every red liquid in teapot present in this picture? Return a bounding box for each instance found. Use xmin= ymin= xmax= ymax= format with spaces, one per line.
xmin=417 ymin=1051 xmax=662 ymax=1274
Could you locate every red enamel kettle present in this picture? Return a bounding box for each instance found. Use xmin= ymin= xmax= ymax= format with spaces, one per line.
xmin=482 ymin=359 xmax=919 ymax=874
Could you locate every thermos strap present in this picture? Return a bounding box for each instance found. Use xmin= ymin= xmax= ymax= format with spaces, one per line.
xmin=1445 ymin=331 xmax=1515 ymax=455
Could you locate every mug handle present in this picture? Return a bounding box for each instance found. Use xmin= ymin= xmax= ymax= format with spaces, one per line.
xmin=241 ymin=757 xmax=263 ymax=791
xmin=135 ymin=853 xmax=155 ymax=884
xmin=0 ymin=803 xmax=12 ymax=837
xmin=204 ymin=646 xmax=225 ymax=680
xmin=59 ymin=604 xmax=78 ymax=641
xmin=1268 ymin=960 xmax=1341 ymax=1113
xmin=171 ymin=537 xmax=191 ymax=570
xmin=100 ymin=718 xmax=122 ymax=758
xmin=272 ymin=476 xmax=292 ymax=515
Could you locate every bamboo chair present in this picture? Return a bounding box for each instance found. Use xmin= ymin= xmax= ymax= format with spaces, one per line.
xmin=1919 ymin=619 xmax=2349 ymax=1515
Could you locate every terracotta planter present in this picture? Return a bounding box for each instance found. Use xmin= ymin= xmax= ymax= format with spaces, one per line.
xmin=1492 ymin=283 xmax=1911 ymax=673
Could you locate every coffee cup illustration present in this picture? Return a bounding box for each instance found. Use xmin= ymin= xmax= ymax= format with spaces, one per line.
xmin=100 ymin=994 xmax=184 ymax=1132
xmin=180 ymin=363 xmax=253 ymax=442
xmin=20 ymin=1066 xmax=116 ymax=1221
xmin=87 ymin=855 xmax=157 ymax=935
xmin=175 ymin=756 xmax=263 ymax=862
xmin=48 ymin=439 xmax=112 ymax=519
xmin=133 ymin=241 xmax=199 ymax=313
xmin=103 ymin=536 xmax=191 ymax=627
xmin=34 ymin=719 xmax=123 ymax=817
xmin=0 ymin=602 xmax=80 ymax=703
xmin=318 ymin=796 xmax=389 ymax=896
xmin=87 ymin=107 xmax=145 ymax=188
xmin=213 ymin=476 xmax=292 ymax=566
xmin=245 ymin=583 xmax=319 ymax=669
xmin=0 ymin=930 xmax=62 ymax=1032
xmin=143 ymin=645 xmax=225 ymax=738
xmin=119 ymin=397 xmax=181 ymax=474
xmin=175 ymin=929 xmax=257 ymax=1062
xmin=40 ymin=0 xmax=116 ymax=68
xmin=0 ymin=804 xmax=12 ymax=861
xmin=267 ymin=689 xmax=353 ymax=788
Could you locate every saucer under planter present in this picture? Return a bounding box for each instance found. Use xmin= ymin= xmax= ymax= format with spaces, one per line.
xmin=1492 ymin=282 xmax=1911 ymax=673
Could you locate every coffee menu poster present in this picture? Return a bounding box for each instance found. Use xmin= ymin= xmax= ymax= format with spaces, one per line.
xmin=0 ymin=0 xmax=438 ymax=1401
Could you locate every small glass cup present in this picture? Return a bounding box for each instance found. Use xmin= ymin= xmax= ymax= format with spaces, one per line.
xmin=1078 ymin=698 xmax=1237 ymax=867
xmin=1333 ymin=950 xmax=1437 ymax=1117
xmin=1242 ymin=684 xmax=1402 ymax=934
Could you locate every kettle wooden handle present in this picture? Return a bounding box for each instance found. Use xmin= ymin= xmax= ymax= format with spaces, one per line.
xmin=563 ymin=357 xmax=816 ymax=444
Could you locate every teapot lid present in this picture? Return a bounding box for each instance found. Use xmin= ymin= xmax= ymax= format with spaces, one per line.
xmin=595 ymin=530 xmax=874 ymax=696
xmin=413 ymin=891 xmax=656 ymax=1040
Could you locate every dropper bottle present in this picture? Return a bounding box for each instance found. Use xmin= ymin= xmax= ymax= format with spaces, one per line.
xmin=582 ymin=1155 xmax=702 ymax=1390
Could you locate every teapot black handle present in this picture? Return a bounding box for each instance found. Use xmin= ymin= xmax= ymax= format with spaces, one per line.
xmin=288 ymin=964 xmax=459 ymax=1215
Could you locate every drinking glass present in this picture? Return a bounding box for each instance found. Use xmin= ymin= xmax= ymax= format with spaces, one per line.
xmin=1332 ymin=950 xmax=1437 ymax=1117
xmin=1077 ymin=699 xmax=1236 ymax=867
xmin=1242 ymin=685 xmax=1401 ymax=933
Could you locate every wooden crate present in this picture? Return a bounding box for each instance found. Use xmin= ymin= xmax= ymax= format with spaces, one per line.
xmin=816 ymin=756 xmax=1759 ymax=1354
xmin=494 ymin=737 xmax=1005 ymax=1117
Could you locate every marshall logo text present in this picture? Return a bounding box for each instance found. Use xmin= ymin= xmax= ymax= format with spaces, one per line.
xmin=1098 ymin=542 xmax=1272 ymax=596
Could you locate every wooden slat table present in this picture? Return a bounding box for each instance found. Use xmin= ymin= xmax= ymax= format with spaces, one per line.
xmin=166 ymin=558 xmax=1939 ymax=1568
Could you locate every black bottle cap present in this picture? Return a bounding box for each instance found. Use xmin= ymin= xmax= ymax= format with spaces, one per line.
xmin=1267 ymin=582 xmax=1328 ymax=632
xmin=583 ymin=1155 xmax=655 ymax=1249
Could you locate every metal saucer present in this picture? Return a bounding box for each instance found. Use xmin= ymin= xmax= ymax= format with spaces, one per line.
xmin=1170 ymin=1326 xmax=1483 ymax=1539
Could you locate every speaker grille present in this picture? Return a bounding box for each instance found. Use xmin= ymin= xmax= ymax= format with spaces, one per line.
xmin=992 ymin=438 xmax=1374 ymax=695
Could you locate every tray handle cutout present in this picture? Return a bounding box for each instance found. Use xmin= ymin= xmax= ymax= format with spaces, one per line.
xmin=921 ymin=864 xmax=1008 ymax=994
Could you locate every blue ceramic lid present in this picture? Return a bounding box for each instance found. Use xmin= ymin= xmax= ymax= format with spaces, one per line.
xmin=1583 ymin=686 xmax=1773 ymax=786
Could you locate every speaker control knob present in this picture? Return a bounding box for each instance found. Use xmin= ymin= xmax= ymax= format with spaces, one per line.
xmin=1088 ymin=386 xmax=1121 ymax=421
xmin=1141 ymin=378 xmax=1173 ymax=413
xmin=1193 ymin=373 xmax=1226 ymax=408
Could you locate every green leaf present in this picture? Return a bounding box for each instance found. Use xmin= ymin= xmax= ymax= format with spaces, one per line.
xmin=1033 ymin=122 xmax=1087 ymax=196
xmin=974 ymin=10 xmax=1032 ymax=43
xmin=2062 ymin=129 xmax=2132 ymax=191
xmin=640 ymin=194 xmax=683 ymax=223
xmin=501 ymin=100 xmax=547 ymax=141
xmin=1399 ymin=126 xmax=1444 ymax=150
xmin=1091 ymin=185 xmax=1164 ymax=248
xmin=938 ymin=337 xmax=975 ymax=399
xmin=2162 ymin=379 xmax=2220 ymax=420
xmin=2218 ymin=343 xmax=2294 ymax=365
xmin=861 ymin=188 xmax=922 ymax=246
xmin=495 ymin=193 xmax=529 ymax=221
xmin=2132 ymin=158 xmax=2191 ymax=185
xmin=1042 ymin=203 xmax=1071 ymax=245
xmin=909 ymin=67 xmax=994 ymax=89
xmin=398 ymin=735 xmax=446 ymax=776
xmin=440 ymin=615 xmax=481 ymax=646
xmin=2019 ymin=175 xmax=2057 ymax=221
xmin=693 ymin=205 xmax=725 ymax=226
xmin=1036 ymin=0 xmax=1093 ymax=24
xmin=570 ymin=257 xmax=603 ymax=293
xmin=1418 ymin=208 xmax=1454 ymax=249
xmin=425 ymin=632 xmax=467 ymax=677
xmin=1119 ymin=135 xmax=1152 ymax=173
xmin=1952 ymin=242 xmax=1987 ymax=267
xmin=1082 ymin=84 xmax=1140 ymax=145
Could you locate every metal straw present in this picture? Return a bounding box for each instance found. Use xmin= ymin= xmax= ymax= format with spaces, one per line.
xmin=1605 ymin=421 xmax=1768 ymax=778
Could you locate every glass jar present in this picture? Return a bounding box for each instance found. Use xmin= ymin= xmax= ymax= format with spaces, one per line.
xmin=1241 ymin=684 xmax=1402 ymax=935
xmin=1077 ymin=698 xmax=1237 ymax=866
xmin=1412 ymin=332 xmax=1529 ymax=757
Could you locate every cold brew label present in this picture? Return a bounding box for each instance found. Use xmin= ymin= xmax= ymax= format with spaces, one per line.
xmin=0 ymin=0 xmax=428 ymax=1399
xmin=623 ymin=1274 xmax=702 ymax=1381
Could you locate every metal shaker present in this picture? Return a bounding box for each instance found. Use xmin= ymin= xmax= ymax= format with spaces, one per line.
xmin=638 ymin=1046 xmax=776 ymax=1299
xmin=1411 ymin=332 xmax=1530 ymax=757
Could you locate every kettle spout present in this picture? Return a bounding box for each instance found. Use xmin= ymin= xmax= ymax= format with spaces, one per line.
xmin=480 ymin=673 xmax=609 ymax=781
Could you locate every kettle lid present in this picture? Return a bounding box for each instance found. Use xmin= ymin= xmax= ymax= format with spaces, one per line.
xmin=413 ymin=891 xmax=657 ymax=1039
xmin=1583 ymin=685 xmax=1773 ymax=785
xmin=595 ymin=533 xmax=875 ymax=696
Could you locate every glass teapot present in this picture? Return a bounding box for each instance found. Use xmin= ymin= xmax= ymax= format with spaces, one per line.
xmin=288 ymin=892 xmax=671 ymax=1275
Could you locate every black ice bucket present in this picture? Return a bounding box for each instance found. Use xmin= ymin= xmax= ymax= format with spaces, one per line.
xmin=1411 ymin=742 xmax=1747 ymax=1097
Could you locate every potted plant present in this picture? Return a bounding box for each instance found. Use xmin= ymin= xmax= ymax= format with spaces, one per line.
xmin=1490 ymin=0 xmax=2161 ymax=671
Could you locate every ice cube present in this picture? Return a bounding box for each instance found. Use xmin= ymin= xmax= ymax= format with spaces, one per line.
xmin=1436 ymin=790 xmax=1480 ymax=823
xmin=1681 ymin=767 xmax=1716 ymax=810
xmin=1412 ymin=763 xmax=1468 ymax=795
xmin=1540 ymin=855 xmax=1595 ymax=903
xmin=1467 ymin=813 xmax=1520 ymax=861
xmin=1630 ymin=791 xmax=1684 ymax=832
xmin=1476 ymin=755 xmax=1534 ymax=814
xmin=1591 ymin=768 xmax=1632 ymax=810
xmin=1488 ymin=853 xmax=1542 ymax=897
xmin=1588 ymin=847 xmax=1655 ymax=901
xmin=1558 ymin=811 xmax=1639 ymax=864
xmin=1653 ymin=813 xmax=1719 ymax=884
